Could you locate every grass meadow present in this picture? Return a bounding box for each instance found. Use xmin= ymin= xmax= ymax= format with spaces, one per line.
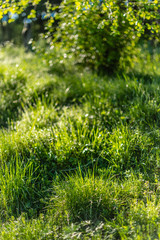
xmin=0 ymin=43 xmax=160 ymax=239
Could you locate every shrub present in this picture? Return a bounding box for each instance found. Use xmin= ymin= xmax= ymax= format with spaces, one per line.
xmin=52 ymin=0 xmax=160 ymax=73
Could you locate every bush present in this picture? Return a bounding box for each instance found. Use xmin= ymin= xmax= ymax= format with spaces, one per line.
xmin=53 ymin=0 xmax=160 ymax=73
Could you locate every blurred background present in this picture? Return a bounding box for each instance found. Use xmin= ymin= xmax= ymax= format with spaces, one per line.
xmin=0 ymin=0 xmax=62 ymax=46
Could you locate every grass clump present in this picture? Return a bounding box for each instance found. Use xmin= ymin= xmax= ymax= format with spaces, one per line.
xmin=50 ymin=172 xmax=144 ymax=224
xmin=0 ymin=158 xmax=37 ymax=220
xmin=107 ymin=125 xmax=155 ymax=175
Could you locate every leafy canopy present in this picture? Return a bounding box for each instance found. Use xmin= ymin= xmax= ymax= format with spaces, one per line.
xmin=0 ymin=0 xmax=40 ymax=20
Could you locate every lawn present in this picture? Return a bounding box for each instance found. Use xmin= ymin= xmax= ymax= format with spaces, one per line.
xmin=0 ymin=43 xmax=160 ymax=239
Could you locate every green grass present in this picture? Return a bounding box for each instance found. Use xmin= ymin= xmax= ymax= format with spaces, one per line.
xmin=0 ymin=43 xmax=160 ymax=239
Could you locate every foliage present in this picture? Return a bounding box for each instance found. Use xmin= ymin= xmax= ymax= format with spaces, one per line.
xmin=51 ymin=0 xmax=160 ymax=72
xmin=1 ymin=0 xmax=160 ymax=72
